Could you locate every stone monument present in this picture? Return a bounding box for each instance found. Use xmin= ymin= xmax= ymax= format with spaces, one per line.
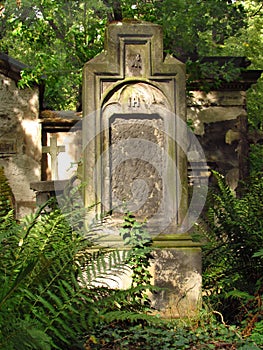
xmin=82 ymin=21 xmax=188 ymax=232
xmin=82 ymin=21 xmax=204 ymax=317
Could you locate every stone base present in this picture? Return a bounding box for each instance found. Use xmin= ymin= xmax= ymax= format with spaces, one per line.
xmin=90 ymin=233 xmax=202 ymax=319
xmin=150 ymin=234 xmax=202 ymax=318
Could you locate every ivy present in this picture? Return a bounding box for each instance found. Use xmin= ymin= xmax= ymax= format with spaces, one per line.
xmin=120 ymin=212 xmax=153 ymax=306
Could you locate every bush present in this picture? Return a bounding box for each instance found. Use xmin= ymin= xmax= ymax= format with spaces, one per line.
xmin=0 ymin=174 xmax=262 ymax=349
xmin=0 ymin=189 xmax=155 ymax=349
xmin=197 ymin=172 xmax=263 ymax=334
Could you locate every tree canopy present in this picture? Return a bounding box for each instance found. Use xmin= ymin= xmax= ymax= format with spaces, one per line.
xmin=0 ymin=0 xmax=262 ymax=112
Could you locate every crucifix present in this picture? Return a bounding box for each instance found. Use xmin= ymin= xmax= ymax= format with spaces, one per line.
xmin=42 ymin=134 xmax=65 ymax=180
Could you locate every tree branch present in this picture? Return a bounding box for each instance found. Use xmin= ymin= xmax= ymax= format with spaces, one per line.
xmin=251 ymin=4 xmax=263 ymax=17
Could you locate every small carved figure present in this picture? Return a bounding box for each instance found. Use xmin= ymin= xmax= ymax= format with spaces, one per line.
xmin=131 ymin=54 xmax=142 ymax=69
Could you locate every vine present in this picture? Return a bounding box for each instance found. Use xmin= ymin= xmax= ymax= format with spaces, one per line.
xmin=120 ymin=212 xmax=153 ymax=306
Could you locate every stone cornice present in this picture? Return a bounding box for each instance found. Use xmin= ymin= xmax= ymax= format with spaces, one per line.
xmin=0 ymin=53 xmax=27 ymax=82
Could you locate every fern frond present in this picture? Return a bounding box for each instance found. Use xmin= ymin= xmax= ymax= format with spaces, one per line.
xmin=101 ymin=310 xmax=155 ymax=324
xmin=47 ymin=325 xmax=70 ymax=345
xmin=0 ymin=320 xmax=52 ymax=350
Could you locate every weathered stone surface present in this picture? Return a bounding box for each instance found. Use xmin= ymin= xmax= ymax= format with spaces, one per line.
xmin=188 ymin=106 xmax=246 ymax=136
xmin=0 ymin=72 xmax=41 ymax=218
xmin=30 ymin=180 xmax=70 ymax=206
xmin=85 ymin=235 xmax=202 ymax=318
xmin=82 ymin=21 xmax=202 ymax=318
xmin=30 ymin=180 xmax=68 ymax=192
xmin=83 ymin=21 xmax=188 ymax=232
xmin=150 ymin=247 xmax=202 ymax=318
xmin=188 ymin=91 xmax=246 ymax=107
xmin=187 ymin=89 xmax=249 ymax=188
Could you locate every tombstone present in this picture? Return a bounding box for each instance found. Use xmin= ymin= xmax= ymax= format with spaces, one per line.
xmin=31 ymin=110 xmax=82 ymax=205
xmin=187 ymin=57 xmax=263 ymax=190
xmin=83 ymin=21 xmax=189 ymax=231
xmin=40 ymin=110 xmax=82 ymax=181
xmin=42 ymin=134 xmax=65 ymax=180
xmin=82 ymin=21 xmax=203 ymax=317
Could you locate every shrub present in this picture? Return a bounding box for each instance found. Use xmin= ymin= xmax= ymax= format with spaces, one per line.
xmin=0 ymin=188 xmax=156 ymax=349
xmin=197 ymin=171 xmax=263 ymax=332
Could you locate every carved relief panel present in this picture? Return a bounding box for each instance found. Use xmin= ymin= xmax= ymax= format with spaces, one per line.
xmin=101 ymin=82 xmax=178 ymax=232
xmin=125 ymin=44 xmax=147 ymax=77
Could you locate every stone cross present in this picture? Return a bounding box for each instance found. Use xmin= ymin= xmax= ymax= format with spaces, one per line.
xmin=42 ymin=134 xmax=65 ymax=180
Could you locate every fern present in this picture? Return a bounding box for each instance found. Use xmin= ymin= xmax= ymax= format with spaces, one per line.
xmin=0 ymin=320 xmax=52 ymax=350
xmin=101 ymin=310 xmax=156 ymax=323
xmin=0 ymin=180 xmax=158 ymax=349
xmin=198 ymin=171 xmax=263 ymax=326
xmin=0 ymin=167 xmax=14 ymax=220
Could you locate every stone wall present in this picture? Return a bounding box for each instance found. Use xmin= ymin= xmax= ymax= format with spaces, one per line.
xmin=0 ymin=73 xmax=41 ymax=218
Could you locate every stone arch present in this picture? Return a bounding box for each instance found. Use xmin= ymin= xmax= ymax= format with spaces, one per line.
xmin=99 ymin=82 xmax=179 ymax=230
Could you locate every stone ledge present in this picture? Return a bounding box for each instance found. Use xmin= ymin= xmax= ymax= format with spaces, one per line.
xmin=30 ymin=180 xmax=69 ymax=192
xmin=153 ymin=234 xmax=202 ymax=248
xmin=88 ymin=233 xmax=201 ymax=249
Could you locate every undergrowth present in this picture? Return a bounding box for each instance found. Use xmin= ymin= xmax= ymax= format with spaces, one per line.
xmin=0 ymin=185 xmax=156 ymax=349
xmin=86 ymin=311 xmax=260 ymax=349
xmin=0 ymin=173 xmax=262 ymax=349
xmin=195 ymin=171 xmax=263 ymax=346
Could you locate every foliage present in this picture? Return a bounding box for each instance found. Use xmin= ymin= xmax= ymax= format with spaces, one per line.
xmin=0 ymin=0 xmax=249 ymax=110
xmin=186 ymin=58 xmax=242 ymax=93
xmin=221 ymin=1 xmax=263 ymax=179
xmin=84 ymin=207 xmax=262 ymax=349
xmin=0 ymin=166 xmax=14 ymax=219
xmin=222 ymin=1 xmax=263 ymax=135
xmin=0 ymin=172 xmax=162 ymax=349
xmin=249 ymin=143 xmax=263 ymax=176
xmin=0 ymin=190 xmax=151 ymax=349
xmin=222 ymin=1 xmax=263 ymax=70
xmin=247 ymin=78 xmax=263 ymax=131
xmin=0 ymin=0 xmax=108 ymax=109
xmin=250 ymin=320 xmax=263 ymax=347
xmin=196 ymin=171 xmax=263 ymax=332
xmin=1 ymin=171 xmax=262 ymax=349
xmin=120 ymin=212 xmax=153 ymax=306
xmin=86 ymin=313 xmax=260 ymax=349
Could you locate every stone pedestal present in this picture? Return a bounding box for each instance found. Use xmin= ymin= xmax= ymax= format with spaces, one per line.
xmin=30 ymin=180 xmax=68 ymax=205
xmin=89 ymin=234 xmax=202 ymax=318
xmin=150 ymin=235 xmax=202 ymax=318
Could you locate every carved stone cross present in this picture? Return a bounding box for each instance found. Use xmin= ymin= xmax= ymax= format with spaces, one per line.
xmin=42 ymin=134 xmax=65 ymax=180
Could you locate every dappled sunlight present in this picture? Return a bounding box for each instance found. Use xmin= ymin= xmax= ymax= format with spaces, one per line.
xmin=0 ymin=69 xmax=41 ymax=218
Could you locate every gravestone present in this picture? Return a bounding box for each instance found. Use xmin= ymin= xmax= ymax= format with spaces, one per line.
xmin=83 ymin=21 xmax=188 ymax=233
xmin=42 ymin=134 xmax=65 ymax=180
xmin=40 ymin=110 xmax=82 ymax=181
xmin=82 ymin=21 xmax=203 ymax=317
xmin=187 ymin=58 xmax=262 ymax=190
xmin=31 ymin=110 xmax=82 ymax=204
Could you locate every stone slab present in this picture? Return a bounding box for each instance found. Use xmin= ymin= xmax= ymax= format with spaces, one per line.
xmin=30 ymin=180 xmax=69 ymax=192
